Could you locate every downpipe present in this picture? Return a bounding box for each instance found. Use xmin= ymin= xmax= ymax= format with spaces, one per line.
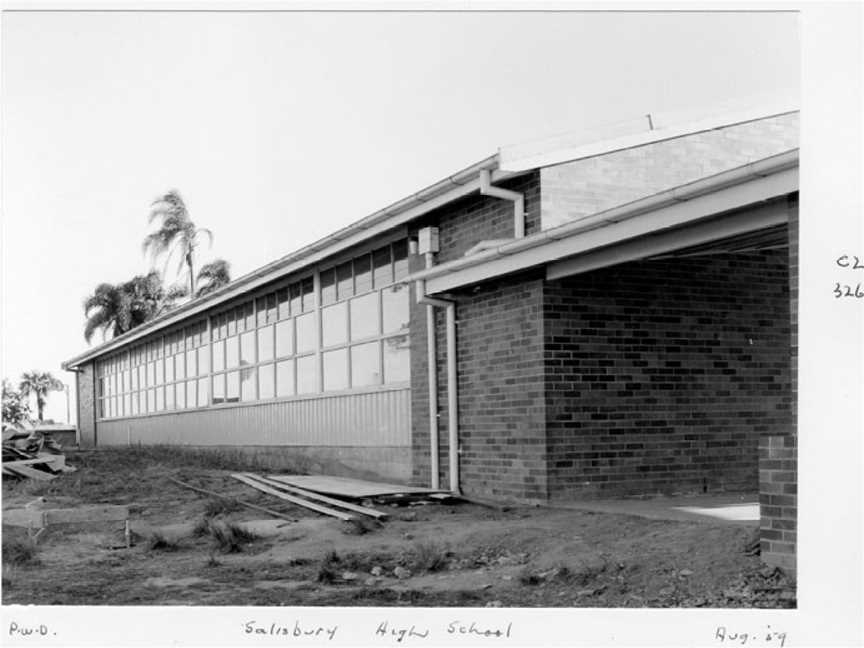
xmin=415 ymin=278 xmax=460 ymax=494
xmin=480 ymin=168 xmax=526 ymax=238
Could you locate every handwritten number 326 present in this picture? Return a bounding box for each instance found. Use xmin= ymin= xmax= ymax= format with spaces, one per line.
xmin=833 ymin=282 xmax=864 ymax=298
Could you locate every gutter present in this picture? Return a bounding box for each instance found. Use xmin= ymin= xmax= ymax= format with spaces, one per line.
xmin=406 ymin=149 xmax=799 ymax=288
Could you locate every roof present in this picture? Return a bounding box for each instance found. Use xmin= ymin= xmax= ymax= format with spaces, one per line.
xmin=64 ymin=106 xmax=800 ymax=370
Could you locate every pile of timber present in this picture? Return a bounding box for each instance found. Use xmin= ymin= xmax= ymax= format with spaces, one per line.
xmin=3 ymin=430 xmax=75 ymax=481
xmin=232 ymin=473 xmax=390 ymax=522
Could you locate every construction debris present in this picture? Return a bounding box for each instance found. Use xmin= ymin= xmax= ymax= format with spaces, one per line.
xmin=168 ymin=476 xmax=298 ymax=524
xmin=232 ymin=474 xmax=357 ymax=522
xmin=3 ymin=426 xmax=75 ymax=480
xmin=245 ymin=474 xmax=388 ymax=520
xmin=265 ymin=474 xmax=460 ymax=507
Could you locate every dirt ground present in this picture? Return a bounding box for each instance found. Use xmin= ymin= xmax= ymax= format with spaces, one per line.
xmin=1 ymin=447 xmax=795 ymax=607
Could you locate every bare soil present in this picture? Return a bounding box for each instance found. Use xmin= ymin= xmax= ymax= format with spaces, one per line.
xmin=1 ymin=447 xmax=795 ymax=607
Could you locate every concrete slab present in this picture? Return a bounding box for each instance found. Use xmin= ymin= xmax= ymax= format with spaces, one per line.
xmin=552 ymin=493 xmax=759 ymax=525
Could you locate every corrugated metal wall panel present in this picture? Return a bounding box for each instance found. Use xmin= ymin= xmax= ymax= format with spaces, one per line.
xmin=96 ymin=388 xmax=411 ymax=447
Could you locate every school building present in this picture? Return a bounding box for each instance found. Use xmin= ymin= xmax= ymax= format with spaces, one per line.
xmin=63 ymin=109 xmax=799 ymax=568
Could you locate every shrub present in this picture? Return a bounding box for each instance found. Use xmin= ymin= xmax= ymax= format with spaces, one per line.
xmin=208 ymin=521 xmax=260 ymax=554
xmin=146 ymin=532 xmax=180 ymax=552
xmin=2 ymin=537 xmax=39 ymax=566
xmin=409 ymin=541 xmax=449 ymax=573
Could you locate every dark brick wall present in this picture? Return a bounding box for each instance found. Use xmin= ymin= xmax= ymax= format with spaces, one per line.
xmin=419 ymin=172 xmax=541 ymax=264
xmin=76 ymin=362 xmax=97 ymax=447
xmin=543 ymin=250 xmax=792 ymax=499
xmin=759 ymin=434 xmax=797 ymax=573
xmin=410 ymin=271 xmax=548 ymax=502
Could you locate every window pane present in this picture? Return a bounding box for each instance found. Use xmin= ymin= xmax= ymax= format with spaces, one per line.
xmin=320 ymin=268 xmax=336 ymax=305
xmin=266 ymin=293 xmax=277 ymax=323
xmin=98 ymin=377 xmax=105 ymax=397
xmin=276 ymin=359 xmax=294 ymax=397
xmin=256 ymin=297 xmax=268 ymax=327
xmin=165 ymin=356 xmax=174 ymax=383
xmin=147 ymin=389 xmax=155 ymax=413
xmin=336 ymin=261 xmax=353 ymax=300
xmin=244 ymin=301 xmax=255 ymax=330
xmin=165 ymin=384 xmax=175 ymax=410
xmin=393 ymin=239 xmax=409 ymax=280
xmin=139 ymin=365 xmax=147 ymax=388
xmin=372 ymin=245 xmax=391 ymax=287
xmin=296 ymin=355 xmax=318 ymax=394
xmin=383 ymin=334 xmax=410 ymax=383
xmin=186 ymin=380 xmax=196 ymax=408
xmin=148 ymin=362 xmax=156 ymax=386
xmin=212 ymin=340 xmax=225 ymax=372
xmin=175 ymin=353 xmax=186 ymax=380
xmin=226 ymin=336 xmax=239 ymax=369
xmin=155 ymin=358 xmax=164 ymax=385
xmin=130 ymin=394 xmax=138 ymax=416
xmin=155 ymin=386 xmax=164 ymax=411
xmin=240 ymin=331 xmax=256 ymax=365
xmin=351 ymin=342 xmax=380 ymax=387
xmin=198 ymin=346 xmax=210 ymax=375
xmin=197 ymin=378 xmax=209 ymax=407
xmin=382 ymin=284 xmax=410 ymax=334
xmin=176 ymin=382 xmax=186 ymax=409
xmin=258 ymin=325 xmax=274 ymax=362
xmin=240 ymin=366 xmax=256 ymax=402
xmin=322 ymin=302 xmax=347 ymax=347
xmin=350 ymin=292 xmax=379 ymax=341
xmin=277 ymin=288 xmax=290 ymax=320
xmin=323 ymin=348 xmax=348 ymax=392
xmin=295 ymin=313 xmax=316 ymax=353
xmin=259 ymin=363 xmax=275 ymax=399
xmin=226 ymin=371 xmax=239 ymax=403
xmin=275 ymin=319 xmax=293 ymax=358
xmin=212 ymin=374 xmax=225 ymax=404
xmin=123 ymin=393 xmax=131 ymax=415
xmin=289 ymin=283 xmax=302 ymax=315
xmin=354 ymin=254 xmax=372 ymax=294
xmin=227 ymin=311 xmax=237 ymax=336
xmin=301 ymin=278 xmax=314 ymax=312
xmin=186 ymin=349 xmax=197 ymax=377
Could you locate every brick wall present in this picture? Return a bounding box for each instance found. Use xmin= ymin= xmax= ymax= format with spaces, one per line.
xmin=758 ymin=192 xmax=798 ymax=574
xmin=759 ymin=434 xmax=797 ymax=573
xmin=76 ymin=362 xmax=97 ymax=447
xmin=540 ymin=113 xmax=799 ymax=229
xmin=421 ymin=172 xmax=541 ymax=264
xmin=410 ymin=271 xmax=548 ymax=502
xmin=543 ymin=250 xmax=792 ymax=498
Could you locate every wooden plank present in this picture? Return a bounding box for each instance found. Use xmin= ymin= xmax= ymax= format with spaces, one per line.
xmin=167 ymin=476 xmax=297 ymax=523
xmin=2 ymin=508 xmax=45 ymax=528
xmin=43 ymin=505 xmax=129 ymax=525
xmin=266 ymin=474 xmax=446 ymax=499
xmin=231 ymin=474 xmax=355 ymax=522
xmin=3 ymin=457 xmax=54 ymax=467
xmin=4 ymin=464 xmax=56 ymax=481
xmin=243 ymin=474 xmax=388 ymax=520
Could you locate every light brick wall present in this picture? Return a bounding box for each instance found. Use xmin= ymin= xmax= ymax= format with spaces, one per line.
xmin=540 ymin=113 xmax=799 ymax=229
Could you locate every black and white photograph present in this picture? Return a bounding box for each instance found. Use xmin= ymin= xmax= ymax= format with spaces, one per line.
xmin=1 ymin=3 xmax=861 ymax=646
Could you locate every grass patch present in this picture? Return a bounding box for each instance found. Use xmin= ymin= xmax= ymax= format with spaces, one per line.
xmin=208 ymin=521 xmax=260 ymax=554
xmin=146 ymin=532 xmax=180 ymax=552
xmin=408 ymin=540 xmax=449 ymax=573
xmin=339 ymin=517 xmax=382 ymax=536
xmin=2 ymin=537 xmax=39 ymax=566
xmin=203 ymin=497 xmax=242 ymax=518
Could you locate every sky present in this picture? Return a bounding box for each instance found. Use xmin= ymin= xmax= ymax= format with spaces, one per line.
xmin=0 ymin=10 xmax=800 ymax=423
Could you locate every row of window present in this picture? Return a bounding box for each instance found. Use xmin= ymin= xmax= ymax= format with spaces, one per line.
xmin=96 ymin=239 xmax=412 ymax=420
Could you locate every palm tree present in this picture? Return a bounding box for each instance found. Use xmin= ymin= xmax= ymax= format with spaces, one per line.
xmin=83 ymin=271 xmax=186 ymax=343
xmin=19 ymin=371 xmax=64 ymax=422
xmin=143 ymin=190 xmax=212 ymax=296
xmin=195 ymin=259 xmax=231 ymax=298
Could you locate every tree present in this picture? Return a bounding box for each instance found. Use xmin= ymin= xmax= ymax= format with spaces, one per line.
xmin=195 ymin=259 xmax=231 ymax=298
xmin=2 ymin=379 xmax=31 ymax=426
xmin=83 ymin=271 xmax=186 ymax=343
xmin=143 ymin=190 xmax=213 ymax=296
xmin=19 ymin=371 xmax=64 ymax=423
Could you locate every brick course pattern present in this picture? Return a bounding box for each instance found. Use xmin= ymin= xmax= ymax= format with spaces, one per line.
xmin=759 ymin=434 xmax=797 ymax=573
xmin=540 ymin=113 xmax=799 ymax=229
xmin=76 ymin=362 xmax=97 ymax=447
xmin=543 ymin=250 xmax=792 ymax=498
